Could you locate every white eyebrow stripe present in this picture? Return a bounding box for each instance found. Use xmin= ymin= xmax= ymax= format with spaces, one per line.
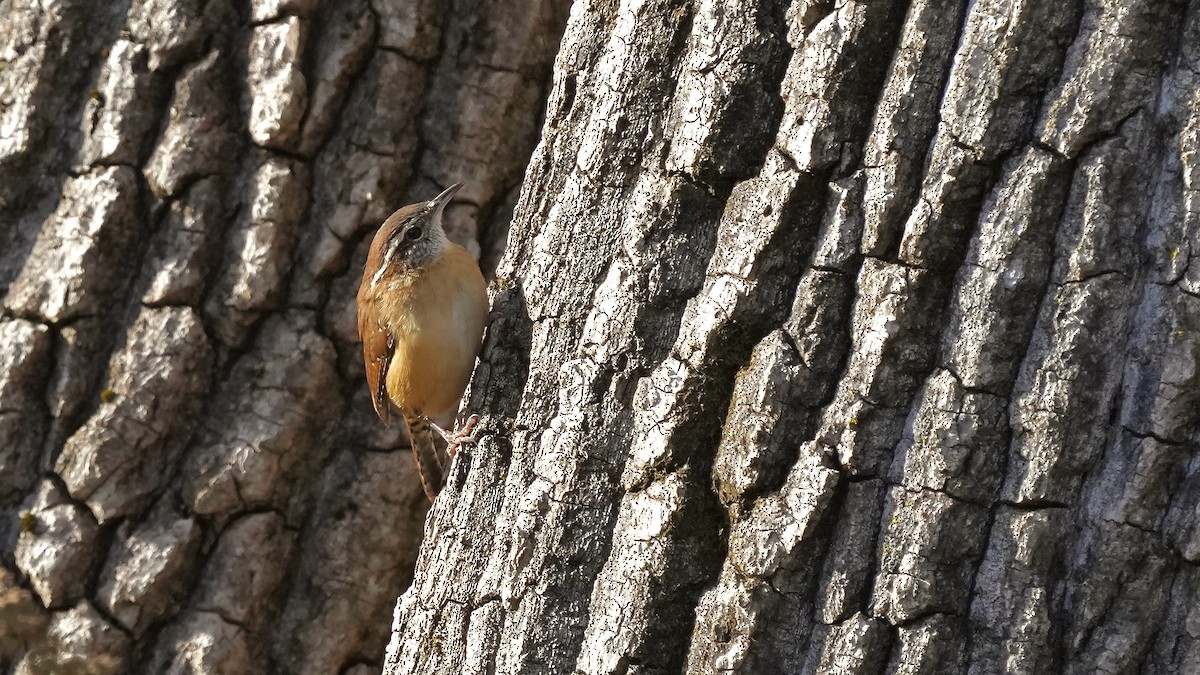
xmin=370 ymin=239 xmax=397 ymax=288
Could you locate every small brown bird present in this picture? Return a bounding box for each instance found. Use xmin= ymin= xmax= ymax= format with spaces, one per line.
xmin=357 ymin=184 xmax=489 ymax=502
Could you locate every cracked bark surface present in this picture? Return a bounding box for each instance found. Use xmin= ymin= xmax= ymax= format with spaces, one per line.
xmin=386 ymin=0 xmax=1200 ymax=673
xmin=0 ymin=0 xmax=569 ymax=672
xmin=2 ymin=0 xmax=1199 ymax=674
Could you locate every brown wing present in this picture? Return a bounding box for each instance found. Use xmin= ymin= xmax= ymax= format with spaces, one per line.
xmin=357 ymin=294 xmax=394 ymax=425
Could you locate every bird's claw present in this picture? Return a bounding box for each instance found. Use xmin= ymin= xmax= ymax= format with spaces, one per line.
xmin=446 ymin=414 xmax=480 ymax=458
xmin=427 ymin=414 xmax=480 ymax=458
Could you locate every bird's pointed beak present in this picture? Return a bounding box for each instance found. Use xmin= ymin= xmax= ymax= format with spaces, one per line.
xmin=429 ymin=183 xmax=463 ymax=213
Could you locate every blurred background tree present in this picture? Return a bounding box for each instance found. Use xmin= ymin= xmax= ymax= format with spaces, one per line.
xmin=0 ymin=0 xmax=568 ymax=672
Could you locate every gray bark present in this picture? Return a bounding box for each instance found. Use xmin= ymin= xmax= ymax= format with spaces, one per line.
xmin=0 ymin=0 xmax=568 ymax=673
xmin=386 ymin=0 xmax=1200 ymax=674
xmin=3 ymin=0 xmax=1199 ymax=673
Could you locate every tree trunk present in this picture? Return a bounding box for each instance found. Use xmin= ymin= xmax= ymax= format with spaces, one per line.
xmin=386 ymin=0 xmax=1200 ymax=674
xmin=0 ymin=0 xmax=568 ymax=673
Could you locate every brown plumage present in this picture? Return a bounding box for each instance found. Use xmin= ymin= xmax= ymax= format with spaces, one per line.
xmin=356 ymin=184 xmax=488 ymax=502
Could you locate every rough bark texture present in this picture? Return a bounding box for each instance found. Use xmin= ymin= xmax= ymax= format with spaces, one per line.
xmin=4 ymin=0 xmax=1200 ymax=673
xmin=0 ymin=0 xmax=569 ymax=672
xmin=386 ymin=0 xmax=1200 ymax=674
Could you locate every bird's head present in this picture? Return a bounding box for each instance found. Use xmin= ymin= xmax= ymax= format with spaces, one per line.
xmin=367 ymin=183 xmax=461 ymax=280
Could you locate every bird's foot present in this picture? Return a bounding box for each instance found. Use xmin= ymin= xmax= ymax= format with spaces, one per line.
xmin=446 ymin=415 xmax=480 ymax=457
xmin=427 ymin=414 xmax=480 ymax=458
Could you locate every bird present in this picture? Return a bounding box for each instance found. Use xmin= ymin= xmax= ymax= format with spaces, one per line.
xmin=356 ymin=183 xmax=489 ymax=502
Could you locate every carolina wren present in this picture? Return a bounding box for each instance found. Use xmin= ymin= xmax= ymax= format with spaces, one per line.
xmin=357 ymin=183 xmax=488 ymax=502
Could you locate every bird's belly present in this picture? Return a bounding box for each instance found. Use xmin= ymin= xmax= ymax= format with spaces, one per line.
xmin=382 ymin=280 xmax=484 ymax=418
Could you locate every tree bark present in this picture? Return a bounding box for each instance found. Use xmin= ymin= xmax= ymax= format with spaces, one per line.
xmin=386 ymin=0 xmax=1200 ymax=674
xmin=0 ymin=0 xmax=568 ymax=673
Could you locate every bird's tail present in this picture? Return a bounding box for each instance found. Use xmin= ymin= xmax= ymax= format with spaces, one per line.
xmin=403 ymin=415 xmax=443 ymax=502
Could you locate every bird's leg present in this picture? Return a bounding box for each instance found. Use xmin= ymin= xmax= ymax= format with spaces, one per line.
xmin=425 ymin=414 xmax=480 ymax=458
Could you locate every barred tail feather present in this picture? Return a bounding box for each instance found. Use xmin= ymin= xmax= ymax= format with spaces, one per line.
xmin=404 ymin=415 xmax=443 ymax=502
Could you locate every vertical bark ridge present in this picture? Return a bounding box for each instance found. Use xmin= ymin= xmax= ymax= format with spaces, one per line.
xmin=391 ymin=0 xmax=727 ymax=670
xmin=392 ymin=0 xmax=1200 ymax=673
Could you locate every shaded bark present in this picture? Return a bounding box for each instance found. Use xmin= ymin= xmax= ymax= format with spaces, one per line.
xmin=387 ymin=0 xmax=1200 ymax=674
xmin=0 ymin=0 xmax=569 ymax=672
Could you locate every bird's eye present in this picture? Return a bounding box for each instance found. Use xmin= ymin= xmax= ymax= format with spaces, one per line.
xmin=405 ymin=226 xmax=422 ymax=241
